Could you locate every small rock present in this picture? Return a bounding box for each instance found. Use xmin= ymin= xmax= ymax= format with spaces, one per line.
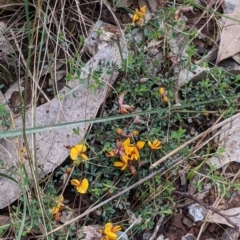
xmin=182 ymin=217 xmax=193 ymax=228
xmin=157 ymin=234 xmax=170 ymax=240
xmin=60 ymin=209 xmax=75 ymax=223
xmin=223 ymin=0 xmax=240 ymax=14
xmin=117 ymin=231 xmax=129 ymax=240
xmin=76 ymin=225 xmax=103 ymax=240
xmin=187 ymin=203 xmax=207 ymax=222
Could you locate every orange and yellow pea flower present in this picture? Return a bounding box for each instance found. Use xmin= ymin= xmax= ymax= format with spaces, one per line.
xmin=128 ymin=145 xmax=140 ymax=160
xmin=148 ymin=139 xmax=162 ymax=150
xmin=136 ymin=140 xmax=145 ymax=150
xmin=159 ymin=87 xmax=169 ymax=103
xmin=132 ymin=5 xmax=146 ymax=24
xmin=163 ymin=95 xmax=169 ymax=102
xmin=70 ymin=144 xmax=88 ymax=161
xmin=123 ymin=138 xmax=140 ymax=160
xmin=110 ymin=138 xmax=145 ymax=170
xmin=51 ymin=195 xmax=64 ymax=215
xmin=120 ymin=153 xmax=129 ymax=163
xmin=71 ymin=178 xmax=89 ymax=194
xmin=116 ymin=128 xmax=124 ymax=135
xmin=132 ymin=130 xmax=139 ymax=136
xmin=114 ymin=157 xmax=128 ymax=171
xmin=102 ymin=222 xmax=122 ymax=240
xmin=116 ymin=128 xmax=139 ymax=137
xmin=159 ymin=87 xmax=165 ymax=96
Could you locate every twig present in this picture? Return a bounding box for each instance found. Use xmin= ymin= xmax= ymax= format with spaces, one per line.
xmin=10 ymin=30 xmax=50 ymax=103
xmin=150 ymin=112 xmax=240 ymax=169
xmin=173 ymin=190 xmax=240 ymax=233
xmin=43 ymin=157 xmax=183 ymax=237
xmin=149 ymin=216 xmax=164 ymax=240
xmin=118 ymin=218 xmax=140 ymax=240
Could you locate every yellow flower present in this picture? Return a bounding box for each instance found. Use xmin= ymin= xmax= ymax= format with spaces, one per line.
xmin=70 ymin=144 xmax=88 ymax=161
xmin=128 ymin=146 xmax=140 ymax=160
xmin=132 ymin=5 xmax=146 ymax=24
xmin=159 ymin=87 xmax=165 ymax=96
xmin=113 ymin=138 xmax=145 ymax=170
xmin=122 ymin=137 xmax=131 ymax=147
xmin=120 ymin=153 xmax=129 ymax=162
xmin=132 ymin=13 xmax=139 ymax=23
xmin=131 ymin=130 xmax=139 ymax=136
xmin=51 ymin=195 xmax=64 ymax=215
xmin=65 ymin=167 xmax=72 ymax=174
xmin=137 ymin=6 xmax=146 ymax=17
xmin=71 ymin=178 xmax=89 ymax=194
xmin=122 ymin=138 xmax=132 ymax=153
xmin=103 ymin=222 xmax=122 ymax=240
xmin=136 ymin=141 xmax=145 ymax=150
xmin=116 ymin=128 xmax=124 ymax=135
xmin=114 ymin=157 xmax=128 ymax=171
xmin=148 ymin=139 xmax=162 ymax=150
xmin=163 ymin=96 xmax=168 ymax=102
xmin=123 ymin=138 xmax=143 ymax=160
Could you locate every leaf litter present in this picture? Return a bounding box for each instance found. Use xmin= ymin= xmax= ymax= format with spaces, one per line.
xmin=1 ymin=0 xmax=240 ymax=239
xmin=216 ymin=3 xmax=240 ymax=64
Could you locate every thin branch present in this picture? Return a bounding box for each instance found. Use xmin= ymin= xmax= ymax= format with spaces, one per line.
xmin=149 ymin=216 xmax=164 ymax=240
xmin=10 ymin=29 xmax=50 ymax=102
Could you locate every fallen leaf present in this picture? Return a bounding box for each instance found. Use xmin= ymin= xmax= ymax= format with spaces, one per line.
xmin=207 ymin=113 xmax=240 ymax=169
xmin=205 ymin=207 xmax=240 ymax=228
xmin=216 ymin=4 xmax=240 ymax=64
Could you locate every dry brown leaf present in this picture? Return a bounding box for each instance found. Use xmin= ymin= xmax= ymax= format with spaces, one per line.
xmin=216 ymin=5 xmax=240 ymax=64
xmin=205 ymin=207 xmax=240 ymax=228
xmin=207 ymin=113 xmax=240 ymax=169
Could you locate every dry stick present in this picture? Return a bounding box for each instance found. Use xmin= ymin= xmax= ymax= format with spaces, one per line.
xmin=173 ymin=190 xmax=240 ymax=233
xmin=149 ymin=216 xmax=164 ymax=240
xmin=187 ymin=0 xmax=222 ymax=33
xmin=150 ymin=112 xmax=240 ymax=169
xmin=10 ymin=30 xmax=50 ymax=102
xmin=44 ymin=157 xmax=182 ymax=237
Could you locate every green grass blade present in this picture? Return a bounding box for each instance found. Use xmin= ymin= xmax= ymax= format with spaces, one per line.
xmin=0 ymin=173 xmax=17 ymax=183
xmin=1 ymin=97 xmax=237 ymax=139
